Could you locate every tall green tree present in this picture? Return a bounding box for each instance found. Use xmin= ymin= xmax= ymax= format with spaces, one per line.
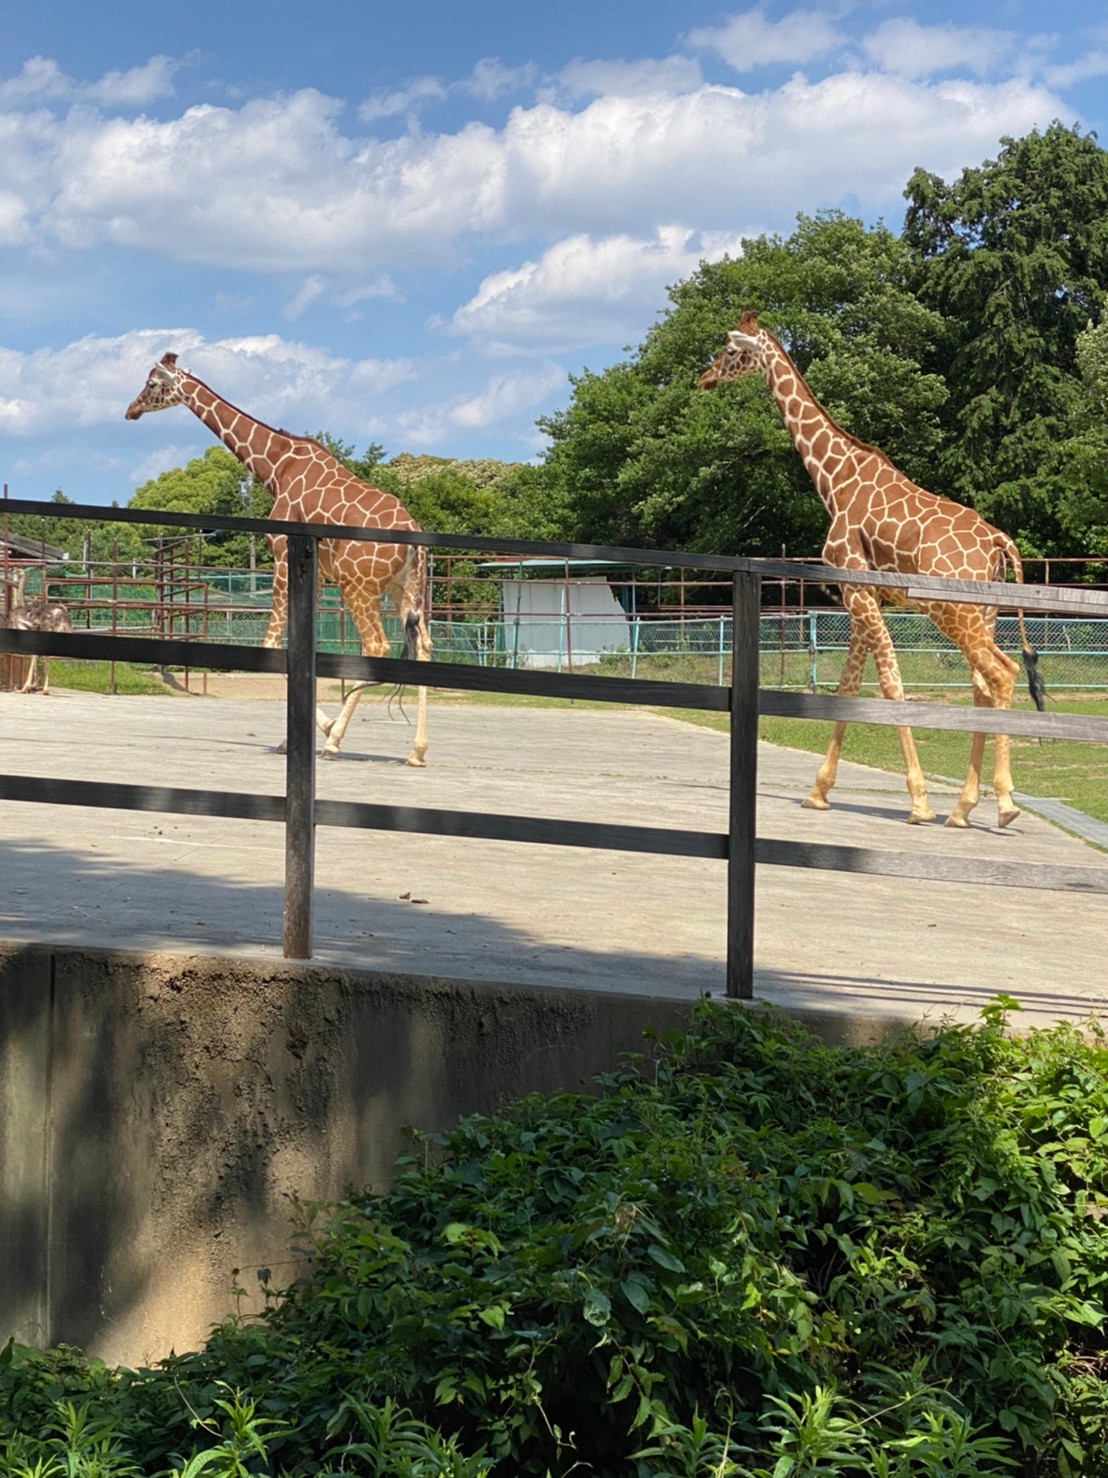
xmin=129 ymin=445 xmax=272 ymax=567
xmin=2 ymin=489 xmax=143 ymax=567
xmin=903 ymin=122 xmax=1108 ymax=552
xmin=1046 ymin=305 xmax=1108 ymax=561
xmin=535 ymin=211 xmax=947 ymax=559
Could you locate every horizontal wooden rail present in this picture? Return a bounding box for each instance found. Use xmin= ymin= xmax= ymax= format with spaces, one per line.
xmin=756 ymin=837 xmax=1108 ymax=895
xmin=5 ymin=630 xmax=1104 ymax=741
xmin=759 ymin=690 xmax=1108 ymax=741
xmin=3 ymin=774 xmax=1105 ymax=895
xmin=0 ymin=774 xmax=727 ymax=859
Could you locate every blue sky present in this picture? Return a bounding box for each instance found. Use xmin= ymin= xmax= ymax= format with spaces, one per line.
xmin=2 ymin=0 xmax=1106 ymax=507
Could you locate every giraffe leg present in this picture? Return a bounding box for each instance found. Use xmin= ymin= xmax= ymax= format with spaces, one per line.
xmin=320 ymin=594 xmax=391 ymax=758
xmin=803 ymin=625 xmax=867 ymax=811
xmin=404 ymin=610 xmax=432 ymax=767
xmin=944 ymin=676 xmax=990 ymax=829
xmin=940 ymin=612 xmax=1020 ymax=830
xmin=806 ymin=596 xmax=934 ymax=823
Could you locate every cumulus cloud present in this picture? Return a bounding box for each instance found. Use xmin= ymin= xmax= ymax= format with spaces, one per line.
xmin=1044 ymin=50 xmax=1108 ymax=88
xmin=449 ymin=362 xmax=568 ymax=430
xmin=863 ymin=19 xmax=1018 ymax=80
xmin=0 ymin=54 xmax=177 ymax=108
xmin=448 ymin=227 xmax=744 ymax=353
xmin=358 ymin=75 xmax=448 ymax=122
xmin=686 ymin=7 xmax=844 ymax=71
xmin=0 ymin=52 xmax=1071 ymax=298
xmin=0 ymin=330 xmax=419 ymax=440
xmin=358 ymin=56 xmax=536 ymax=123
xmin=555 ymin=56 xmax=704 ymax=100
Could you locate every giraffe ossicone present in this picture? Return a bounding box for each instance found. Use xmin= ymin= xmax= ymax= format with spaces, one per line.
xmin=700 ymin=310 xmax=1044 ymax=830
xmin=125 ymin=353 xmax=431 ymax=766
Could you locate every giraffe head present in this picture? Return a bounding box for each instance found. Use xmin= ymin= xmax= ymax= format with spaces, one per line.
xmin=698 ymin=310 xmax=767 ymax=390
xmin=124 ymin=353 xmax=189 ymax=420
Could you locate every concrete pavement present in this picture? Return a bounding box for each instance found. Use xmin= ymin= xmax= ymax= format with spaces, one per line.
xmin=2 ymin=686 xmax=1106 ymax=1033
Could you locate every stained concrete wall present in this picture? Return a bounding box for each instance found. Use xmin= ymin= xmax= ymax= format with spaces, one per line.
xmin=0 ymin=942 xmax=697 ymax=1367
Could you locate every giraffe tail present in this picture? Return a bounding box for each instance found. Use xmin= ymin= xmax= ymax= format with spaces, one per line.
xmin=998 ymin=534 xmax=1045 ymax=711
xmin=403 ymin=609 xmax=422 ymax=662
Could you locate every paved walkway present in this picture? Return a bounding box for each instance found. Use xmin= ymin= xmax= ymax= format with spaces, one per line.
xmin=2 ymin=687 xmax=1106 ymax=1033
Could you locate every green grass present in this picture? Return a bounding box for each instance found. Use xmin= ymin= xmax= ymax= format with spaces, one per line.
xmin=665 ymin=696 xmax=1108 ymax=826
xmin=46 ymin=659 xmax=172 ymax=696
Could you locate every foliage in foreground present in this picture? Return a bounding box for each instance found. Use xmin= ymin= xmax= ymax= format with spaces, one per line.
xmin=4 ymin=1001 xmax=1108 ymax=1476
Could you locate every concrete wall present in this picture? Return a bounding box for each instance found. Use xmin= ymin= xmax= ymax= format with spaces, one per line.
xmin=0 ymin=942 xmax=697 ymax=1367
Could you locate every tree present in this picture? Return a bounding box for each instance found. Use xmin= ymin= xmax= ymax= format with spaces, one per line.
xmin=3 ymin=489 xmax=144 ymax=567
xmin=903 ymin=122 xmax=1108 ymax=552
xmin=1046 ymin=306 xmax=1108 ymax=561
xmin=129 ymin=446 xmax=271 ymax=567
xmin=535 ymin=212 xmax=947 ymax=559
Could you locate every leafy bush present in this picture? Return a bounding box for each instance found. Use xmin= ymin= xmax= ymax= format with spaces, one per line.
xmin=4 ymin=1000 xmax=1108 ymax=1475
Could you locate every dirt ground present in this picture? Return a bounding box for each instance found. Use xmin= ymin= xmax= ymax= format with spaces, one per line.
xmin=161 ymin=670 xmax=344 ymax=702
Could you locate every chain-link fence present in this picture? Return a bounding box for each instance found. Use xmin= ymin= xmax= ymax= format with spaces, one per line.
xmin=420 ymin=610 xmax=1108 ymax=689
xmin=62 ymin=596 xmax=1108 ymax=690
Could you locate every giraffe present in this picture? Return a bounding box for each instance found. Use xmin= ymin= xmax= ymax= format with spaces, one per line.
xmin=699 ymin=310 xmax=1044 ymax=829
xmin=1 ymin=571 xmax=73 ymax=694
xmin=125 ymin=354 xmax=431 ymax=765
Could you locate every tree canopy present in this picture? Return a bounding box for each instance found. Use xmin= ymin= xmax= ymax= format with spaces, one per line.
xmin=903 ymin=121 xmax=1108 ymax=554
xmin=531 ymin=123 xmax=1108 ymax=568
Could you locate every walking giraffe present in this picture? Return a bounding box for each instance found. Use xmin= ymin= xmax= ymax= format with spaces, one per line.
xmin=700 ymin=311 xmax=1044 ymax=829
xmin=125 ymin=354 xmax=431 ymax=765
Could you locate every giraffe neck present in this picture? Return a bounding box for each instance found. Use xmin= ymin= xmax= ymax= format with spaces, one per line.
xmin=755 ymin=337 xmax=867 ymax=519
xmin=180 ymin=377 xmax=293 ymax=494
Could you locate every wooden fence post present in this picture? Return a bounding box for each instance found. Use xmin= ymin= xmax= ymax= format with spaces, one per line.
xmin=726 ymin=569 xmax=760 ymax=999
xmin=283 ymin=532 xmax=317 ymax=959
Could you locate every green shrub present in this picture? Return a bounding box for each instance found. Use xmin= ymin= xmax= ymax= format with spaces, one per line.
xmin=4 ymin=1001 xmax=1108 ymax=1475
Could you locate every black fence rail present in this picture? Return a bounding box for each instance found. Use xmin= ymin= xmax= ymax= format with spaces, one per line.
xmin=3 ymin=498 xmax=1108 ymax=999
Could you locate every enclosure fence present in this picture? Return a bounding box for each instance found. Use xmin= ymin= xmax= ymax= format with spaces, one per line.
xmin=3 ymin=496 xmax=1108 ymax=1000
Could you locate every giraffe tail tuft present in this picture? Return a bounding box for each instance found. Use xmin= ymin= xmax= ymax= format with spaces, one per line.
xmin=403 ymin=609 xmax=422 ymax=662
xmin=1022 ymin=645 xmax=1046 ymax=711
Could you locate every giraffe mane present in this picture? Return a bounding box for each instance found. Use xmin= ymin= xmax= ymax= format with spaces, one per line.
xmin=755 ymin=319 xmax=892 ymax=465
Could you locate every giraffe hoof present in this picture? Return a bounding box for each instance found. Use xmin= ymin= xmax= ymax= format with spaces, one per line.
xmin=405 ymin=755 xmax=427 ymax=768
xmin=320 ymin=745 xmax=341 ymax=760
xmin=998 ymin=805 xmax=1020 ymax=829
xmin=801 ymin=795 xmax=830 ymax=811
xmin=944 ymin=812 xmax=970 ymax=830
xmin=908 ymin=810 xmax=936 ymax=825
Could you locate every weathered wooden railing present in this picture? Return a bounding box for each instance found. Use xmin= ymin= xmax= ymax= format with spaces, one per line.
xmin=3 ymin=498 xmax=1108 ymax=1000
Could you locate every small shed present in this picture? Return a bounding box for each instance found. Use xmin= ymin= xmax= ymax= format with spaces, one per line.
xmin=479 ymin=558 xmax=636 ymax=670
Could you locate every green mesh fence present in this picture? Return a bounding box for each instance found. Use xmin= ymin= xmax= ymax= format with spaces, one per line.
xmin=69 ymin=599 xmax=1108 ymax=689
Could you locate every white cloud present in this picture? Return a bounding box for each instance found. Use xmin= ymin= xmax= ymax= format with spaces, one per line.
xmin=358 ymin=57 xmax=535 ymax=123
xmin=556 ymin=56 xmax=704 ymax=100
xmin=358 ymin=75 xmax=448 ymax=122
xmin=863 ymin=19 xmax=1018 ymax=80
xmin=0 ymin=330 xmax=419 ymax=442
xmin=463 ymin=58 xmax=538 ymax=102
xmin=1044 ymin=50 xmax=1108 ymax=88
xmin=686 ymin=7 xmax=844 ymax=71
xmin=0 ymin=189 xmax=30 ymax=244
xmin=0 ymin=54 xmax=176 ymax=108
xmin=0 ymin=54 xmax=1071 ymax=302
xmin=449 ymin=227 xmax=744 ymax=353
xmin=449 ymin=363 xmax=567 ymax=430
